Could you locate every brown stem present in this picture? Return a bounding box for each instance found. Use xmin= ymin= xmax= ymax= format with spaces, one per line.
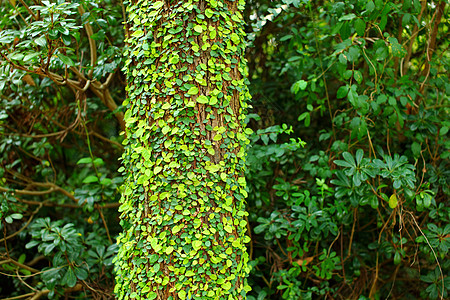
xmin=0 ymin=258 xmax=39 ymax=273
xmin=78 ymin=5 xmax=97 ymax=78
xmin=418 ymin=1 xmax=446 ymax=97
xmin=403 ymin=0 xmax=427 ymax=75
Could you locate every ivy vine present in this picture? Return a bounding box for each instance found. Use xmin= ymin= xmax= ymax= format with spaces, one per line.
xmin=114 ymin=0 xmax=252 ymax=299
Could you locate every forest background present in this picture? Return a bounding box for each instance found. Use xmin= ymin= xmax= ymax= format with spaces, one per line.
xmin=0 ymin=0 xmax=448 ymax=299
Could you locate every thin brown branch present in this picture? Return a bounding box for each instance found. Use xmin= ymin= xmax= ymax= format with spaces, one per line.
xmin=403 ymin=0 xmax=427 ymax=75
xmin=419 ymin=1 xmax=446 ymax=97
xmin=0 ymin=258 xmax=39 ymax=274
xmin=18 ymin=0 xmax=38 ymax=20
xmin=78 ymin=5 xmax=97 ymax=78
xmin=96 ymin=205 xmax=112 ymax=244
xmin=0 ymin=182 xmax=77 ymax=202
xmin=29 ymin=284 xmax=83 ymax=300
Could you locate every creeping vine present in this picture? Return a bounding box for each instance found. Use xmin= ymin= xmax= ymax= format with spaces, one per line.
xmin=114 ymin=0 xmax=252 ymax=299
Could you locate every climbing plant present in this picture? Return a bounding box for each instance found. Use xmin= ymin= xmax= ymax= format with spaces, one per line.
xmin=113 ymin=0 xmax=252 ymax=299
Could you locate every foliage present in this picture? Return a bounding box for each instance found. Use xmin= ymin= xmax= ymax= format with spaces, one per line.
xmin=0 ymin=0 xmax=448 ymax=299
xmin=113 ymin=0 xmax=252 ymax=299
xmin=0 ymin=0 xmax=124 ymax=298
xmin=244 ymin=0 xmax=449 ymax=299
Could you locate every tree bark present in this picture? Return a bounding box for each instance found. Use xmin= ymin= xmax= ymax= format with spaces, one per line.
xmin=114 ymin=0 xmax=252 ymax=299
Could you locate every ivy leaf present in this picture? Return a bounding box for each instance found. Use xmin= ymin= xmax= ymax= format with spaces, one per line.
xmin=192 ymin=240 xmax=202 ymax=251
xmin=196 ymin=95 xmax=208 ymax=104
xmin=205 ymin=9 xmax=214 ymax=18
xmin=152 ymin=1 xmax=164 ymax=9
xmin=188 ymin=86 xmax=199 ymax=95
xmin=193 ymin=25 xmax=203 ymax=33
xmin=131 ymin=30 xmax=144 ymax=38
xmin=230 ymin=33 xmax=240 ymax=44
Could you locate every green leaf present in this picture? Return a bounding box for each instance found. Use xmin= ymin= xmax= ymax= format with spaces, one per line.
xmin=343 ymin=70 xmax=353 ymax=80
xmin=192 ymin=240 xmax=202 ymax=251
xmin=82 ymin=175 xmax=98 ymax=183
xmin=10 ymin=213 xmax=23 ymax=220
xmin=342 ymin=152 xmax=356 ymax=166
xmin=25 ymin=240 xmax=39 ymax=249
xmin=196 ymin=95 xmax=208 ymax=104
xmin=0 ymin=35 xmax=15 ymax=44
xmin=188 ymin=86 xmax=199 ymax=95
xmin=205 ymin=8 xmax=214 ymax=18
xmin=57 ymin=53 xmax=75 ymax=66
xmin=388 ymin=37 xmax=406 ymax=58
xmin=63 ymin=267 xmax=77 ymax=287
xmin=35 ymin=37 xmax=47 ymax=47
xmin=154 ymin=166 xmax=162 ymax=174
xmin=74 ymin=266 xmax=88 ymax=280
xmin=366 ymin=0 xmax=375 ymax=12
xmin=193 ymin=25 xmax=203 ymax=33
xmin=389 ymin=194 xmax=398 ymax=209
xmin=339 ymin=14 xmax=356 ymax=21
xmin=77 ymin=157 xmax=93 ymax=164
xmin=353 ymin=70 xmax=363 ymax=84
xmin=354 ymin=18 xmax=366 ymax=36
xmin=178 ymin=290 xmax=187 ymax=300
xmin=337 ymin=86 xmax=349 ymax=99
xmin=152 ymin=1 xmax=164 ymax=9
xmin=298 ymin=112 xmax=310 ymax=127
xmin=334 ymin=160 xmax=353 ymax=168
xmin=230 ymin=33 xmax=240 ymax=44
xmin=411 ymin=142 xmax=421 ymax=158
xmin=355 ymin=149 xmax=364 ymax=165
xmin=394 ymin=251 xmax=401 ymax=264
xmin=222 ymin=281 xmax=232 ymax=290
xmin=131 ymin=30 xmax=144 ymax=38
xmin=23 ymin=53 xmax=40 ymax=62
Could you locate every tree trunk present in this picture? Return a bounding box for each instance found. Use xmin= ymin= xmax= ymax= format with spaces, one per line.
xmin=114 ymin=0 xmax=252 ymax=299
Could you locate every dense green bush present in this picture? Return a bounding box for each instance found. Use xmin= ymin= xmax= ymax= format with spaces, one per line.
xmin=0 ymin=0 xmax=448 ymax=299
xmin=244 ymin=0 xmax=449 ymax=299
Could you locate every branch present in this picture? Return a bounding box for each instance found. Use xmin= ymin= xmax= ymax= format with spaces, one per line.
xmin=0 ymin=182 xmax=77 ymax=202
xmin=0 ymin=258 xmax=39 ymax=274
xmin=419 ymin=1 xmax=446 ymax=96
xmin=29 ymin=284 xmax=83 ymax=300
xmin=18 ymin=0 xmax=38 ymax=20
xmin=78 ymin=5 xmax=97 ymax=78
